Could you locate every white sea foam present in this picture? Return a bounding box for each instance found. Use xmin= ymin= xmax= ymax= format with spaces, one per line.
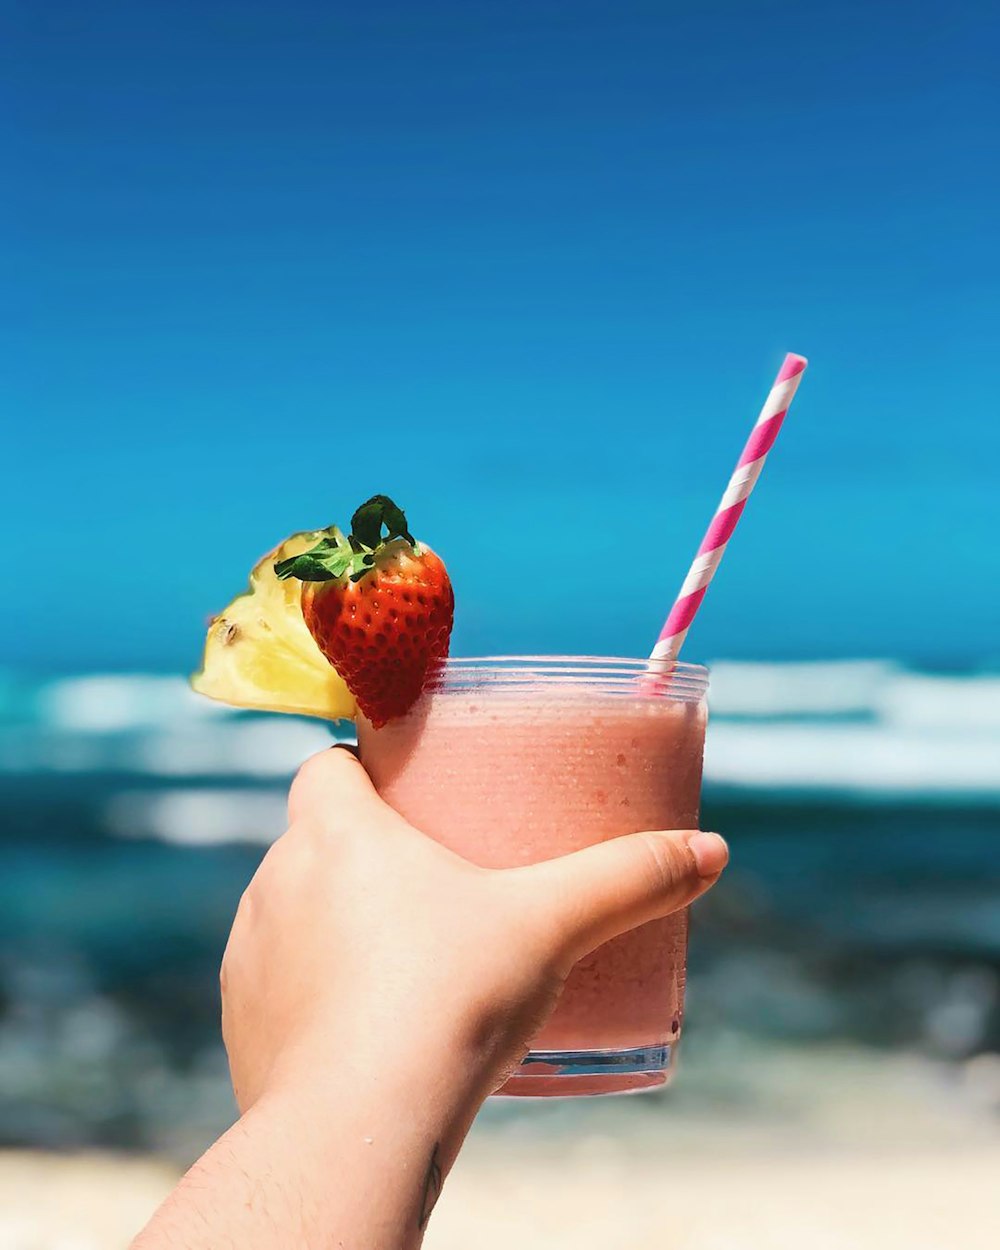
xmin=707 ymin=660 xmax=895 ymax=717
xmin=105 ymin=789 xmax=288 ymax=845
xmin=3 ymin=665 xmax=998 ymax=802
xmin=131 ymin=718 xmax=336 ymax=778
xmin=876 ymin=673 xmax=1000 ymax=732
xmin=705 ymin=723 xmax=1000 ymax=797
xmin=42 ymin=674 xmax=230 ymax=731
xmin=708 ymin=661 xmax=1000 ymax=732
xmin=705 ymin=661 xmax=1000 ymax=796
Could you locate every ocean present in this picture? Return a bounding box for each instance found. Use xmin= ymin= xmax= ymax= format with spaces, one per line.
xmin=1 ymin=660 xmax=998 ymax=1157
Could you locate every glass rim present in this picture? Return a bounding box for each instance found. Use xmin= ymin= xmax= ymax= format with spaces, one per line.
xmin=423 ymin=655 xmax=709 ymax=701
xmin=440 ymin=654 xmax=708 ymax=674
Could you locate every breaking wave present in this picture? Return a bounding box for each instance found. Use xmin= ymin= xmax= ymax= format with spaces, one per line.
xmin=0 ymin=662 xmax=997 ymax=845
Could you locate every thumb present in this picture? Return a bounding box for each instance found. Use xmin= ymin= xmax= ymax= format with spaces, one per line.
xmin=520 ymin=829 xmax=728 ymax=968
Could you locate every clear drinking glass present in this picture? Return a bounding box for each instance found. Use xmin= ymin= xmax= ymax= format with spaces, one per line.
xmin=356 ymin=656 xmax=709 ymax=1096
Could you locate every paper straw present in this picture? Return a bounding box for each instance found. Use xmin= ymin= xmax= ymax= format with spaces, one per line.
xmin=650 ymin=353 xmax=808 ymax=662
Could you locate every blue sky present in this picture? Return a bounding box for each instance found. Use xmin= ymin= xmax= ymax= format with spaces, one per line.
xmin=6 ymin=1 xmax=998 ymax=672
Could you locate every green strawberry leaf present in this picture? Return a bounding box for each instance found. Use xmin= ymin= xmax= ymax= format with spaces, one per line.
xmin=351 ymin=495 xmax=414 ymax=549
xmin=275 ymin=496 xmax=415 ymax=582
xmin=274 ymin=535 xmax=354 ymax=582
xmin=349 ymin=553 xmax=376 ymax=582
xmin=273 ymin=545 xmax=352 ymax=582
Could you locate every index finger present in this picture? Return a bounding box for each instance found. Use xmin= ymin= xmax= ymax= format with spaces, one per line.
xmin=287 ymin=744 xmax=400 ymax=833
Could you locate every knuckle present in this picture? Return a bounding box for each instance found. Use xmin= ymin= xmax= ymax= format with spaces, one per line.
xmin=219 ymin=951 xmax=237 ymax=1003
xmin=234 ymin=882 xmax=256 ymax=923
xmin=276 ymin=815 xmax=315 ymax=857
xmin=288 ymin=750 xmax=333 ymax=810
xmin=289 ymin=747 xmax=363 ymax=830
xmin=283 ymin=815 xmax=322 ymax=854
xmin=633 ymin=831 xmax=691 ymax=896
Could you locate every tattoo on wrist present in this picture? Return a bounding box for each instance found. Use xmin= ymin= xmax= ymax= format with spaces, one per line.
xmin=418 ymin=1143 xmax=442 ymax=1230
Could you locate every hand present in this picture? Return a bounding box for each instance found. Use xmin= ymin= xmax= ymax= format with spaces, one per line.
xmin=136 ymin=746 xmax=727 ymax=1249
xmin=222 ymin=745 xmax=728 ymax=1111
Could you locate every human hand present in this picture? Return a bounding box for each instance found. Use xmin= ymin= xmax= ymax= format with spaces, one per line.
xmin=222 ymin=745 xmax=728 ymax=1112
xmin=136 ymin=746 xmax=727 ymax=1249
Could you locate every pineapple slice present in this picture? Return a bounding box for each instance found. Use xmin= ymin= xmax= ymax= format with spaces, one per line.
xmin=191 ymin=529 xmax=357 ymax=720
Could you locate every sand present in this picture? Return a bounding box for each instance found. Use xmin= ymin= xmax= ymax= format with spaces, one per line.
xmin=5 ymin=1045 xmax=999 ymax=1249
xmin=0 ymin=1151 xmax=177 ymax=1250
xmin=3 ymin=1142 xmax=998 ymax=1250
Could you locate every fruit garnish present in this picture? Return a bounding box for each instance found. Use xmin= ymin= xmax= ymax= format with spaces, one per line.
xmin=191 ymin=529 xmax=357 ymax=720
xmin=275 ymin=495 xmax=454 ymax=728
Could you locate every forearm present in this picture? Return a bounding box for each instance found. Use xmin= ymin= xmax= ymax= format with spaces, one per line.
xmin=132 ymin=1054 xmax=486 ymax=1250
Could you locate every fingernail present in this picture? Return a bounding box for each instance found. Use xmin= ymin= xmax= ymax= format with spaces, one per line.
xmin=686 ymin=831 xmax=729 ymax=878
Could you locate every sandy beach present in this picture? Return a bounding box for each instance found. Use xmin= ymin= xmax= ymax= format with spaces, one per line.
xmin=5 ymin=1045 xmax=999 ymax=1250
xmin=3 ymin=1142 xmax=999 ymax=1250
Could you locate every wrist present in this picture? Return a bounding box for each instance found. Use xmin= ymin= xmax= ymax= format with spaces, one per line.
xmin=245 ymin=1036 xmax=485 ymax=1244
xmin=258 ymin=1019 xmax=490 ymax=1148
xmin=137 ymin=1033 xmax=482 ymax=1250
xmin=264 ymin=986 xmax=535 ymax=1114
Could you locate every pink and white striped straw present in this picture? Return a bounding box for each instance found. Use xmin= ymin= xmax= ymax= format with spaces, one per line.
xmin=651 ymin=352 xmax=808 ymax=662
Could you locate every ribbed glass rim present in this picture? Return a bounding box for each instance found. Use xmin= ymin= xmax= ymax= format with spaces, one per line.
xmin=424 ymin=656 xmax=709 ymax=702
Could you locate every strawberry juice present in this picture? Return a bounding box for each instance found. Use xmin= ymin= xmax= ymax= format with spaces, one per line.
xmin=357 ymin=657 xmax=708 ymax=1096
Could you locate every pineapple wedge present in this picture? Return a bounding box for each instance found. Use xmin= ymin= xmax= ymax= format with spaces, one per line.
xmin=191 ymin=529 xmax=357 ymax=720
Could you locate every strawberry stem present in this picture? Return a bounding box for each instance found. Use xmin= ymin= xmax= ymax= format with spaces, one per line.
xmin=274 ymin=496 xmax=414 ymax=583
xmin=350 ymin=495 xmax=414 ymax=549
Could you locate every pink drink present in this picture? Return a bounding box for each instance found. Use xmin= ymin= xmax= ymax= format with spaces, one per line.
xmin=357 ymin=657 xmax=708 ymax=1096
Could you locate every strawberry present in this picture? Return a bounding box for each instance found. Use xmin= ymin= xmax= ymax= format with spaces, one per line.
xmin=274 ymin=495 xmax=454 ymax=728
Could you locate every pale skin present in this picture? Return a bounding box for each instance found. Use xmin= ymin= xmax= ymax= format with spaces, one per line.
xmin=132 ymin=746 xmax=728 ymax=1250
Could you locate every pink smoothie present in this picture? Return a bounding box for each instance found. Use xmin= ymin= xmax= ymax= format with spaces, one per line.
xmin=357 ymin=680 xmax=707 ymax=1095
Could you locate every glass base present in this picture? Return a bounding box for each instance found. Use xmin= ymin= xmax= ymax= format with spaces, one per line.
xmin=496 ymin=1043 xmax=676 ymax=1098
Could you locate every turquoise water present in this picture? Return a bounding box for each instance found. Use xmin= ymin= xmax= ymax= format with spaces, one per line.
xmin=1 ymin=662 xmax=998 ymax=1154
